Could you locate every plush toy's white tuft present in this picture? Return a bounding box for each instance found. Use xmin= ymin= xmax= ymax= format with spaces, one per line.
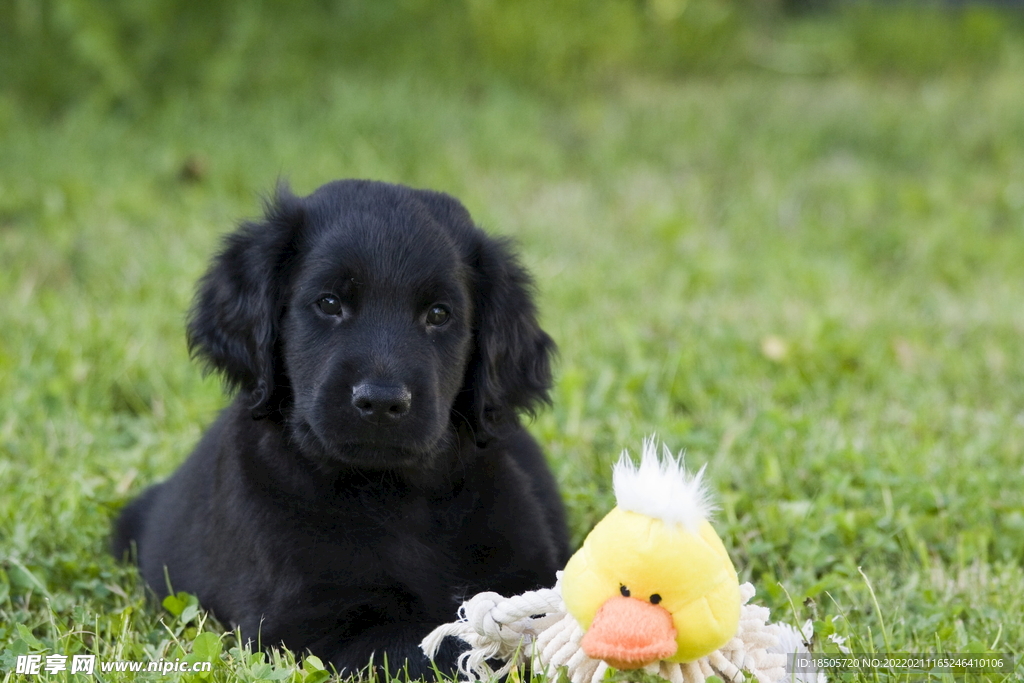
xmin=612 ymin=436 xmax=717 ymax=533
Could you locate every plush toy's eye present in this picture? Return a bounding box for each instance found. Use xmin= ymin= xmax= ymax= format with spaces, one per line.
xmin=619 ymin=584 xmax=630 ymax=598
xmin=425 ymin=304 xmax=451 ymax=326
xmin=317 ymin=295 xmax=343 ymax=316
xmin=650 ymin=593 xmax=662 ymax=605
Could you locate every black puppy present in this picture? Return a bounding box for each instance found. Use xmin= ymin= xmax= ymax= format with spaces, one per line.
xmin=114 ymin=180 xmax=569 ymax=677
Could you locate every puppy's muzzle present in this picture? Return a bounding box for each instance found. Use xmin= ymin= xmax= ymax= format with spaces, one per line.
xmin=351 ymin=382 xmax=412 ymax=424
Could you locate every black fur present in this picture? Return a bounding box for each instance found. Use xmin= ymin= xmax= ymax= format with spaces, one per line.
xmin=113 ymin=180 xmax=569 ymax=677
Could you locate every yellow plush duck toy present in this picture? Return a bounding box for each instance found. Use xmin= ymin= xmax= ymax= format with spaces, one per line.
xmin=561 ymin=441 xmax=741 ymax=668
xmin=422 ymin=438 xmax=801 ymax=683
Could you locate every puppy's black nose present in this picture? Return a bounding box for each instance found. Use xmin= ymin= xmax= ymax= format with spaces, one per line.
xmin=351 ymin=382 xmax=412 ymax=424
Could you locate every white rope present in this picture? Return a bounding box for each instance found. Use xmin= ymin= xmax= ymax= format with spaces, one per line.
xmin=421 ymin=581 xmax=812 ymax=683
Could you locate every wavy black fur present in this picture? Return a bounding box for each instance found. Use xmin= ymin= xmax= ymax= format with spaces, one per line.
xmin=114 ymin=180 xmax=568 ymax=678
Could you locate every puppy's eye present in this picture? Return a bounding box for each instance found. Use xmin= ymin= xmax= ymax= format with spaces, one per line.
xmin=317 ymin=295 xmax=343 ymax=316
xmin=425 ymin=305 xmax=451 ymax=327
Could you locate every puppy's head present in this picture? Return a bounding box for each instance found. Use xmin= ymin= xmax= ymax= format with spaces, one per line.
xmin=187 ymin=180 xmax=554 ymax=468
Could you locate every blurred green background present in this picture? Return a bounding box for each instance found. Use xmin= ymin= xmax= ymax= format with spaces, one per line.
xmin=2 ymin=1 xmax=1024 ymax=681
xmin=3 ymin=0 xmax=1023 ymax=114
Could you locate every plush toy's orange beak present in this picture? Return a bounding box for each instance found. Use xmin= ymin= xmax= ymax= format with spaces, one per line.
xmin=579 ymin=595 xmax=678 ymax=670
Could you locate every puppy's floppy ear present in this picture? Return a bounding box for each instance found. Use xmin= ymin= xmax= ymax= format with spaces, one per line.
xmin=467 ymin=234 xmax=556 ymax=438
xmin=187 ymin=185 xmax=303 ymax=417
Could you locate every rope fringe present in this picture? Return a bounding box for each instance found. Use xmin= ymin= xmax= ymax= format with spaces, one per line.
xmin=421 ymin=576 xmax=805 ymax=683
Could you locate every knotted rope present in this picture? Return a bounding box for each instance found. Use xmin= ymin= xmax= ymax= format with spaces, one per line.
xmin=422 ymin=579 xmax=798 ymax=683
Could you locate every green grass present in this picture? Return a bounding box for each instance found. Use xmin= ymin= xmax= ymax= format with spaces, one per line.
xmin=3 ymin=24 xmax=1024 ymax=683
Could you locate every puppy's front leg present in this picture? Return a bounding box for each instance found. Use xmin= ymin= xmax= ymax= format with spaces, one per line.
xmin=323 ymin=623 xmax=468 ymax=679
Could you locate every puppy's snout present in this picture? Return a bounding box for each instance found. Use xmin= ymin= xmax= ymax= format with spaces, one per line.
xmin=351 ymin=382 xmax=412 ymax=424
